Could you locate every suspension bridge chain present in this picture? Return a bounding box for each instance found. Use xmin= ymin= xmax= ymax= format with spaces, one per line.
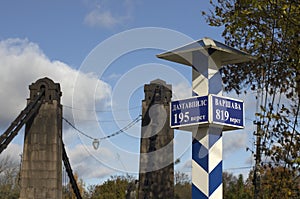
xmin=63 ymin=114 xmax=142 ymax=141
xmin=62 ymin=141 xmax=83 ymax=199
xmin=0 ymin=87 xmax=140 ymax=199
xmin=61 ymin=115 xmax=141 ymax=198
xmin=0 ymin=88 xmax=45 ymax=154
xmin=0 ymin=87 xmax=83 ymax=199
xmin=64 ymin=104 xmax=141 ymax=113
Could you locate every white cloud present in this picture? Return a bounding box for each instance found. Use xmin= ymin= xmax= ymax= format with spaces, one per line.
xmin=65 ymin=144 xmax=116 ymax=179
xmin=84 ymin=10 xmax=120 ymax=28
xmin=182 ymin=159 xmax=192 ymax=170
xmin=223 ymin=131 xmax=248 ymax=158
xmin=104 ymin=73 xmax=122 ymax=81
xmin=245 ymin=154 xmax=255 ymax=166
xmin=0 ymin=38 xmax=114 ymax=180
xmin=0 ymin=38 xmax=112 ymax=128
xmin=172 ymin=82 xmax=192 ymax=100
xmin=0 ymin=143 xmax=22 ymax=165
xmin=83 ymin=0 xmax=134 ymax=29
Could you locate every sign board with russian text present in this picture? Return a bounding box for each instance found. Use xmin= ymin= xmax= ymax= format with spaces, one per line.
xmin=210 ymin=95 xmax=244 ymax=129
xmin=170 ymin=96 xmax=209 ymax=128
xmin=170 ymin=95 xmax=244 ymax=130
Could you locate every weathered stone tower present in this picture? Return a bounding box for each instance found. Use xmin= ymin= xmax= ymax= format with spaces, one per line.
xmin=138 ymin=79 xmax=174 ymax=199
xmin=20 ymin=77 xmax=62 ymax=199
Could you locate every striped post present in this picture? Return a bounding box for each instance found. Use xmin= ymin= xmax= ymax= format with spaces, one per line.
xmin=192 ymin=127 xmax=223 ymax=198
xmin=157 ymin=37 xmax=255 ymax=199
xmin=191 ymin=48 xmax=223 ymax=199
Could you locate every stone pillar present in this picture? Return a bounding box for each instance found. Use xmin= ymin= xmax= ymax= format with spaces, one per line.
xmin=20 ymin=77 xmax=62 ymax=199
xmin=138 ymin=79 xmax=174 ymax=199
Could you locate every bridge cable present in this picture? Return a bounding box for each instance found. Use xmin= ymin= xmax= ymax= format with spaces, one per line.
xmin=62 ymin=141 xmax=83 ymax=199
xmin=0 ymin=89 xmax=83 ymax=199
xmin=63 ymin=104 xmax=140 ymax=113
xmin=62 ymin=115 xmax=142 ymax=141
xmin=0 ymin=89 xmax=45 ymax=154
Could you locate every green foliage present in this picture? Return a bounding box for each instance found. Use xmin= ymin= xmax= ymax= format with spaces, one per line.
xmin=223 ymin=168 xmax=300 ymax=199
xmin=203 ymin=0 xmax=300 ymax=96
xmin=203 ymin=2 xmax=300 ymax=196
xmin=88 ymin=175 xmax=137 ymax=199
xmin=223 ymin=172 xmax=252 ymax=199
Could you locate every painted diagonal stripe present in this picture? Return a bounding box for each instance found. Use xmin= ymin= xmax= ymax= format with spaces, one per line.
xmin=209 ymin=183 xmax=223 ymax=199
xmin=209 ymin=136 xmax=222 ymax=173
xmin=208 ymin=68 xmax=219 ymax=78
xmin=209 ymin=71 xmax=222 ymax=95
xmin=192 ymin=184 xmax=209 ymax=199
xmin=209 ymin=161 xmax=222 ymax=196
xmin=192 ymin=160 xmax=208 ymax=196
xmin=192 ymin=139 xmax=208 ymax=172
xmin=192 ymin=73 xmax=208 ymax=96
xmin=199 ymin=133 xmax=209 ymax=149
xmin=208 ymin=128 xmax=222 ymax=148
xmin=192 ymin=51 xmax=209 ymax=75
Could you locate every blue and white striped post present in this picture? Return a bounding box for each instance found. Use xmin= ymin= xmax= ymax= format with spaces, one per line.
xmin=191 ymin=46 xmax=223 ymax=198
xmin=157 ymin=37 xmax=254 ymax=199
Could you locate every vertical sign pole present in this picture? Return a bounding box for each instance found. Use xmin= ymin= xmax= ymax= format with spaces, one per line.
xmin=157 ymin=37 xmax=255 ymax=199
xmin=191 ymin=50 xmax=223 ymax=199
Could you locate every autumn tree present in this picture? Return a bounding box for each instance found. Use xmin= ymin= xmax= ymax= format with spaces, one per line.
xmin=203 ymin=0 xmax=300 ymax=196
xmin=63 ymin=172 xmax=87 ymax=199
xmin=0 ymin=155 xmax=20 ymax=199
xmin=174 ymin=171 xmax=191 ymax=199
xmin=247 ymin=166 xmax=300 ymax=198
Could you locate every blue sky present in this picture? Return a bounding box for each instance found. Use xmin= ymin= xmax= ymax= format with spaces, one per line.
xmin=0 ymin=0 xmax=255 ymax=185
xmin=0 ymin=0 xmax=222 ymax=67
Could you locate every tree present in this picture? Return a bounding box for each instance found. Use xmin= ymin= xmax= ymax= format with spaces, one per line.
xmin=174 ymin=171 xmax=189 ymax=185
xmin=63 ymin=172 xmax=86 ymax=199
xmin=0 ymin=156 xmax=20 ymax=199
xmin=247 ymin=166 xmax=300 ymax=198
xmin=223 ymin=172 xmax=252 ymax=199
xmin=203 ymin=0 xmax=299 ymax=95
xmin=174 ymin=171 xmax=191 ymax=199
xmin=203 ymin=0 xmax=299 ymax=196
xmin=88 ymin=175 xmax=137 ymax=199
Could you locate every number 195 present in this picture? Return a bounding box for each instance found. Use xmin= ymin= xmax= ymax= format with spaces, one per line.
xmin=174 ymin=112 xmax=190 ymax=124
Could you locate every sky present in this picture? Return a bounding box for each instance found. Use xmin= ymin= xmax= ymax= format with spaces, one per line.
xmin=0 ymin=0 xmax=257 ymax=186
